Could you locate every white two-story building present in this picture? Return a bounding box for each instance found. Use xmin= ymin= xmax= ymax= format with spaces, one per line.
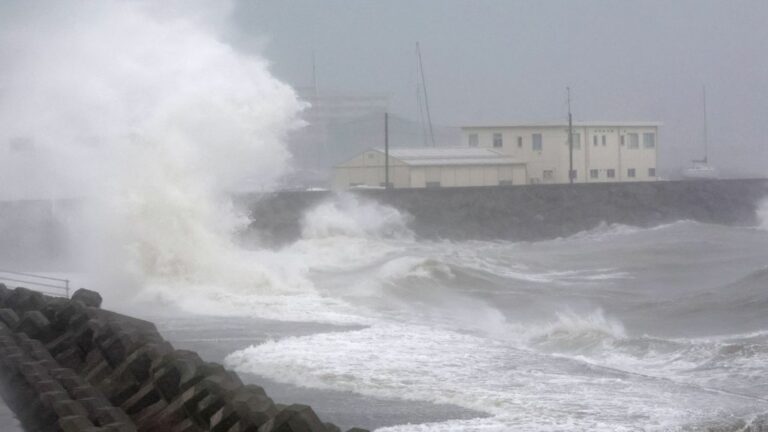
xmin=462 ymin=122 xmax=660 ymax=184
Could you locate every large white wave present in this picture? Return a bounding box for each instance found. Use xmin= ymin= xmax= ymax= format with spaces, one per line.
xmin=0 ymin=1 xmax=308 ymax=304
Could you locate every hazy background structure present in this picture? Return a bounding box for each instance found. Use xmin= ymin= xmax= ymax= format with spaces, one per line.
xmin=227 ymin=0 xmax=768 ymax=183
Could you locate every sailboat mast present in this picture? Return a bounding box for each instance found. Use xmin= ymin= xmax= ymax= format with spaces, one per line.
xmin=702 ymin=85 xmax=708 ymax=163
xmin=416 ymin=42 xmax=436 ymax=147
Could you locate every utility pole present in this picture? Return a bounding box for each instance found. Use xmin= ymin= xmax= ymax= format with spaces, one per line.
xmin=384 ymin=112 xmax=390 ymax=189
xmin=567 ymin=87 xmax=574 ymax=184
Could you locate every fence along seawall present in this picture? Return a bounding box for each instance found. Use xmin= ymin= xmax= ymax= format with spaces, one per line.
xmin=0 ymin=284 xmax=367 ymax=432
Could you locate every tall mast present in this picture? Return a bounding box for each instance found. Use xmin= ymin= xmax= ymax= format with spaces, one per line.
xmin=702 ymin=85 xmax=708 ymax=163
xmin=384 ymin=112 xmax=390 ymax=189
xmin=567 ymin=87 xmax=574 ymax=184
xmin=312 ymin=51 xmax=318 ymax=96
xmin=416 ymin=42 xmax=436 ymax=147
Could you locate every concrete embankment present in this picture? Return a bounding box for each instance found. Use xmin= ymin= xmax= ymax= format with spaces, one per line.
xmin=245 ymin=179 xmax=768 ymax=244
xmin=0 ymin=284 xmax=367 ymax=432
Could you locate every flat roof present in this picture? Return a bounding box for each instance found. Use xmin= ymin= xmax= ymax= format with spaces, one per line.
xmin=372 ymin=147 xmax=520 ymax=167
xmin=462 ymin=121 xmax=662 ymax=129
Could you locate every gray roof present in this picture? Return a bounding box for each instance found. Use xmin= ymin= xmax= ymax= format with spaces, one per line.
xmin=462 ymin=121 xmax=661 ymax=129
xmin=374 ymin=147 xmax=520 ymax=166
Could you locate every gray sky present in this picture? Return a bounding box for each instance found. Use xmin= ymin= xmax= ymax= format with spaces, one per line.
xmin=229 ymin=0 xmax=768 ymax=176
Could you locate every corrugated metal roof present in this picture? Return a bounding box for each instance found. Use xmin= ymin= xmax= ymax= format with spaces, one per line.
xmin=461 ymin=121 xmax=662 ymax=129
xmin=373 ymin=147 xmax=520 ymax=166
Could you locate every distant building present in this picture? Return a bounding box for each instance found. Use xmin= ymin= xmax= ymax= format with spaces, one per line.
xmin=462 ymin=122 xmax=660 ymax=184
xmin=332 ymin=121 xmax=660 ymax=189
xmin=333 ymin=147 xmax=526 ymax=189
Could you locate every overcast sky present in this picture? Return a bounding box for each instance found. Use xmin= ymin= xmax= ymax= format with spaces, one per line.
xmin=228 ymin=0 xmax=768 ymax=175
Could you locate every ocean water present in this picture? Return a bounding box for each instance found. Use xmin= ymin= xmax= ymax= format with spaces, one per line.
xmin=125 ymin=194 xmax=768 ymax=431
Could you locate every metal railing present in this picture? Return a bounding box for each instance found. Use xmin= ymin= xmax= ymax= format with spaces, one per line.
xmin=0 ymin=269 xmax=70 ymax=298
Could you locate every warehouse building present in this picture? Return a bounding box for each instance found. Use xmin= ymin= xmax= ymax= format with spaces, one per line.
xmin=332 ymin=147 xmax=526 ymax=189
xmin=462 ymin=121 xmax=660 ymax=184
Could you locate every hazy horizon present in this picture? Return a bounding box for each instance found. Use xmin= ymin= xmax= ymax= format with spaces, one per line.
xmin=229 ymin=0 xmax=768 ymax=177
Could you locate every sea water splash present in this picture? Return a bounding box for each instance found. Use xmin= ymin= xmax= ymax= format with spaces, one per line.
xmin=300 ymin=193 xmax=415 ymax=241
xmin=0 ymin=1 xmax=306 ymax=303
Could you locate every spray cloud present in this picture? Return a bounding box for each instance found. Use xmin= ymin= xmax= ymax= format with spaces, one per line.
xmin=0 ymin=1 xmax=305 ymax=300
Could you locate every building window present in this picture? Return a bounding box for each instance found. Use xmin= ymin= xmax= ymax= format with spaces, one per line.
xmin=426 ymin=181 xmax=441 ymax=188
xmin=621 ymin=135 xmax=625 ymax=146
xmin=628 ymin=133 xmax=639 ymax=149
xmin=593 ymin=135 xmax=598 ymax=146
xmin=590 ymin=169 xmax=598 ymax=179
xmin=493 ymin=133 xmax=503 ymax=148
xmin=543 ymin=170 xmax=554 ymax=181
xmin=643 ymin=133 xmax=655 ymax=148
xmin=532 ymin=133 xmax=542 ymax=151
xmin=648 ymin=168 xmax=656 ymax=177
xmin=601 ymin=135 xmax=607 ymax=146
xmin=628 ymin=168 xmax=636 ymax=178
xmin=607 ymin=169 xmax=615 ymax=178
xmin=468 ymin=133 xmax=479 ymax=147
xmin=570 ymin=169 xmax=577 ymax=179
xmin=517 ymin=136 xmax=523 ymax=148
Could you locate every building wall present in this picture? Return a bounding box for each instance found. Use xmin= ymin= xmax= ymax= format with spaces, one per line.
xmin=463 ymin=124 xmax=658 ymax=184
xmin=333 ymin=150 xmax=410 ymax=189
xmin=333 ymin=149 xmax=527 ymax=189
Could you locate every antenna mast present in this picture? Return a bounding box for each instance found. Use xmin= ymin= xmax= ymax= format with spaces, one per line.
xmin=311 ymin=51 xmax=318 ymax=96
xmin=702 ymin=85 xmax=708 ymax=163
xmin=416 ymin=42 xmax=436 ymax=147
xmin=567 ymin=87 xmax=574 ymax=184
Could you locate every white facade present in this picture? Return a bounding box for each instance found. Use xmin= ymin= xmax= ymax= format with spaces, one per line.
xmin=462 ymin=122 xmax=660 ymax=184
xmin=333 ymin=148 xmax=527 ymax=189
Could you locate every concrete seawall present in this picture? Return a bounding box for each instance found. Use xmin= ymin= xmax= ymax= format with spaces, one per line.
xmin=246 ymin=179 xmax=768 ymax=244
xmin=0 ymin=285 xmax=367 ymax=432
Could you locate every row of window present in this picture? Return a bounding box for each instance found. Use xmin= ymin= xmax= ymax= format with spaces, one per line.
xmin=576 ymin=168 xmax=656 ymax=179
xmin=469 ymin=132 xmax=656 ymax=150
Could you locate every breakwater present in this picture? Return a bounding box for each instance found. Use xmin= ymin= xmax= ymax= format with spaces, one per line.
xmin=245 ymin=179 xmax=768 ymax=244
xmin=0 ymin=284 xmax=367 ymax=432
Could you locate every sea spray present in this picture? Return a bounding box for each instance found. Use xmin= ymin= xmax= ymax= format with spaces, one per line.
xmin=0 ymin=1 xmax=305 ymax=303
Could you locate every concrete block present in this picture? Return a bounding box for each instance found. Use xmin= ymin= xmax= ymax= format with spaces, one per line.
xmin=261 ymin=404 xmax=328 ymax=432
xmin=195 ymin=393 xmax=226 ymax=425
xmin=54 ymin=301 xmax=86 ymax=329
xmin=209 ymin=405 xmax=241 ymax=432
xmin=53 ymin=399 xmax=90 ymax=418
xmin=56 ymin=346 xmax=85 ymax=371
xmin=58 ymin=415 xmax=96 ymax=431
xmin=46 ymin=332 xmax=76 ymax=356
xmin=95 ymin=406 xmax=134 ymax=427
xmin=72 ymin=289 xmax=103 ymax=308
xmin=99 ymin=331 xmax=143 ymax=368
xmin=32 ymin=379 xmax=67 ymax=395
xmin=72 ymin=385 xmax=104 ymax=401
xmin=18 ymin=310 xmax=54 ymax=341
xmin=103 ymin=422 xmax=139 ymax=432
xmin=231 ymin=385 xmax=277 ymax=427
xmin=121 ymin=382 xmax=162 ymax=416
xmin=154 ymin=353 xmax=204 ymax=400
xmin=171 ymin=418 xmax=206 ymax=432
xmin=7 ymin=287 xmax=46 ymax=312
xmin=324 ymin=423 xmax=341 ymax=432
xmin=0 ymin=308 xmax=20 ymax=328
